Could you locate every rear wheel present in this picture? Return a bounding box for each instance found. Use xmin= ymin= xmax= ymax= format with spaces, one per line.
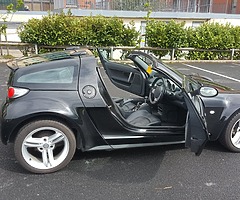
xmin=220 ymin=112 xmax=240 ymax=152
xmin=14 ymin=120 xmax=76 ymax=173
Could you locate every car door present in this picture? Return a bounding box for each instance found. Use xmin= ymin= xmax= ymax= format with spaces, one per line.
xmin=183 ymin=76 xmax=210 ymax=156
xmin=97 ymin=49 xmax=147 ymax=97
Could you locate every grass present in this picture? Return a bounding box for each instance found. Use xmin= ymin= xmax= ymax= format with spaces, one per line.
xmin=0 ymin=54 xmax=15 ymax=59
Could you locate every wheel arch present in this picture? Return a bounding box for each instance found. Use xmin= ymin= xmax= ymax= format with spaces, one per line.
xmin=8 ymin=112 xmax=85 ymax=150
xmin=217 ymin=108 xmax=240 ymax=152
xmin=218 ymin=107 xmax=240 ymax=140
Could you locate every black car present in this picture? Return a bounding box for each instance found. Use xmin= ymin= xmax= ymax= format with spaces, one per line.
xmin=0 ymin=48 xmax=239 ymax=174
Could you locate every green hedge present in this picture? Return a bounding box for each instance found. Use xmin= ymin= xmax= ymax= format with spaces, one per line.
xmin=187 ymin=23 xmax=237 ymax=60
xmin=145 ymin=20 xmax=187 ymax=58
xmin=18 ymin=12 xmax=139 ymax=47
xmin=145 ymin=20 xmax=240 ymax=60
xmin=18 ymin=12 xmax=240 ymax=60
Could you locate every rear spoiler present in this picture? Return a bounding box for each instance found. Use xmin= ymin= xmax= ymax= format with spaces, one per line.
xmin=7 ymin=60 xmax=19 ymax=71
xmin=6 ymin=49 xmax=94 ymax=71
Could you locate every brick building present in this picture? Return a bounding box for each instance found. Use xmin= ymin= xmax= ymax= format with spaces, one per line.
xmin=212 ymin=0 xmax=240 ymax=14
xmin=24 ymin=0 xmax=54 ymax=11
xmin=0 ymin=0 xmax=239 ymax=13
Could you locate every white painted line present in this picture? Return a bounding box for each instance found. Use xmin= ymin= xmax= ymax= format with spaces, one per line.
xmin=183 ymin=63 xmax=240 ymax=83
xmin=231 ymin=63 xmax=240 ymax=67
xmin=177 ymin=67 xmax=190 ymax=71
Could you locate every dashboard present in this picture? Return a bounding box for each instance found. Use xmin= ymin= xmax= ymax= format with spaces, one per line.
xmin=148 ymin=76 xmax=185 ymax=107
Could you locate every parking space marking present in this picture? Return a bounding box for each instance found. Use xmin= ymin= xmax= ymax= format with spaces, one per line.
xmin=183 ymin=63 xmax=240 ymax=83
xmin=175 ymin=67 xmax=190 ymax=71
xmin=231 ymin=63 xmax=240 ymax=67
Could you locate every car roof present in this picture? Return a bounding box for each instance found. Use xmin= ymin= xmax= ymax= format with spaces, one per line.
xmin=7 ymin=49 xmax=94 ymax=70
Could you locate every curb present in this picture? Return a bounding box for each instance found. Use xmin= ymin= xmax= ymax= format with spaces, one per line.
xmin=0 ymin=59 xmax=13 ymax=63
xmin=163 ymin=60 xmax=240 ymax=63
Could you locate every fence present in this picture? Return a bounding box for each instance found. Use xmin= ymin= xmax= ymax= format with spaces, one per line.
xmin=73 ymin=0 xmax=231 ymax=14
xmin=0 ymin=42 xmax=240 ymax=60
xmin=0 ymin=0 xmax=235 ymax=14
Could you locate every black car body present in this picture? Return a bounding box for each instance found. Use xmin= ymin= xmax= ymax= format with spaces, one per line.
xmin=0 ymin=49 xmax=239 ymax=173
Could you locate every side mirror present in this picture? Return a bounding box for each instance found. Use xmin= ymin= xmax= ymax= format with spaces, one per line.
xmin=199 ymin=86 xmax=218 ymax=97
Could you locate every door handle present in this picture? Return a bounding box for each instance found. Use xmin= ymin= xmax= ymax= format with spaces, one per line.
xmin=127 ymin=72 xmax=133 ymax=82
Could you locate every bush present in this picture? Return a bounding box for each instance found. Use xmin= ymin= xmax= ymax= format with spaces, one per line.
xmin=145 ymin=20 xmax=187 ymax=58
xmin=18 ymin=12 xmax=139 ymax=47
xmin=187 ymin=23 xmax=235 ymax=60
xmin=18 ymin=13 xmax=240 ymax=60
xmin=230 ymin=26 xmax=240 ymax=59
xmin=145 ymin=20 xmax=240 ymax=60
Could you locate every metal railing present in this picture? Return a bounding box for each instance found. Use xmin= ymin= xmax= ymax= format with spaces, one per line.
xmin=0 ymin=42 xmax=35 ymax=56
xmin=73 ymin=0 xmax=231 ymax=14
xmin=0 ymin=42 xmax=240 ymax=60
xmin=0 ymin=0 xmax=235 ymax=14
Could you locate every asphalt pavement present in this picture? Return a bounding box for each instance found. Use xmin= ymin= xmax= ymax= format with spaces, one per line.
xmin=167 ymin=62 xmax=240 ymax=90
xmin=1 ymin=61 xmax=240 ymax=200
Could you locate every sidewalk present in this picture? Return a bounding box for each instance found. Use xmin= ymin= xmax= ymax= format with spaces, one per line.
xmin=0 ymin=49 xmax=24 ymax=63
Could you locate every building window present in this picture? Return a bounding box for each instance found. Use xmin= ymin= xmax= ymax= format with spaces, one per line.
xmin=24 ymin=0 xmax=53 ymax=11
xmin=192 ymin=21 xmax=205 ymax=28
xmin=66 ymin=0 xmax=77 ymax=6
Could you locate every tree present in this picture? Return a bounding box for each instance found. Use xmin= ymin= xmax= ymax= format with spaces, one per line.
xmin=0 ymin=0 xmax=24 ymax=55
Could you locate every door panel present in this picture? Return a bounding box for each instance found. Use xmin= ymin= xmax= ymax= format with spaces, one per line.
xmin=182 ymin=74 xmax=210 ymax=155
xmin=184 ymin=94 xmax=209 ymax=156
xmin=105 ymin=62 xmax=145 ymax=96
xmin=98 ymin=49 xmax=146 ymax=96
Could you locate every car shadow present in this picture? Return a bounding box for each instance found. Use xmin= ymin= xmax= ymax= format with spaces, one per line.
xmin=70 ymin=141 xmax=233 ymax=183
xmin=70 ymin=144 xmax=185 ymax=183
xmin=204 ymin=141 xmax=230 ymax=153
xmin=0 ymin=144 xmax=30 ymax=174
xmin=0 ymin=141 xmax=231 ymax=175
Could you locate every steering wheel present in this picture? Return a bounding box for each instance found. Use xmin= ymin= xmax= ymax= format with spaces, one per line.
xmin=149 ymin=79 xmax=166 ymax=105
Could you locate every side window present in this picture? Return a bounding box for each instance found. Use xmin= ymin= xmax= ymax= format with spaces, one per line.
xmin=17 ymin=66 xmax=74 ymax=84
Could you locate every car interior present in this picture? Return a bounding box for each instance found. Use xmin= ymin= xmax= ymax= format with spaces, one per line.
xmin=97 ymin=49 xmax=188 ymax=128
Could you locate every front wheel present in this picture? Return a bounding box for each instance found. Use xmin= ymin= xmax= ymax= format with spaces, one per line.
xmin=14 ymin=120 xmax=76 ymax=173
xmin=220 ymin=113 xmax=240 ymax=152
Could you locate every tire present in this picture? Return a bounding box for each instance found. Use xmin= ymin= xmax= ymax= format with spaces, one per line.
xmin=220 ymin=112 xmax=240 ymax=152
xmin=14 ymin=120 xmax=76 ymax=174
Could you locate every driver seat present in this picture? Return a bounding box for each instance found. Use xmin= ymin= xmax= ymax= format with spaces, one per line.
xmin=126 ymin=110 xmax=161 ymax=126
xmin=100 ymin=81 xmax=161 ymax=126
xmin=97 ymin=66 xmax=161 ymax=127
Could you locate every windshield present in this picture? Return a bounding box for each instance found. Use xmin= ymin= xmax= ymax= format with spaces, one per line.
xmin=100 ymin=49 xmax=221 ymax=93
xmin=154 ymin=62 xmax=203 ymax=95
xmin=159 ymin=63 xmax=201 ymax=93
xmin=129 ymin=52 xmax=200 ymax=91
xmin=133 ymin=56 xmax=153 ymax=71
xmin=156 ymin=62 xmax=183 ymax=84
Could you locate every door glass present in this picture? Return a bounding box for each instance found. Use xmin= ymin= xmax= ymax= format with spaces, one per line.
xmin=183 ymin=75 xmax=201 ymax=94
xmin=182 ymin=75 xmax=204 ymax=117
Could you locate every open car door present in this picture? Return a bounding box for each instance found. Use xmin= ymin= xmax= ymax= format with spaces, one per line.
xmin=183 ymin=76 xmax=210 ymax=156
xmin=97 ymin=49 xmax=147 ymax=97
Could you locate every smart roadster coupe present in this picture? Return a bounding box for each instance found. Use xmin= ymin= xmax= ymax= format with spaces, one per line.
xmin=1 ymin=48 xmax=239 ymax=173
